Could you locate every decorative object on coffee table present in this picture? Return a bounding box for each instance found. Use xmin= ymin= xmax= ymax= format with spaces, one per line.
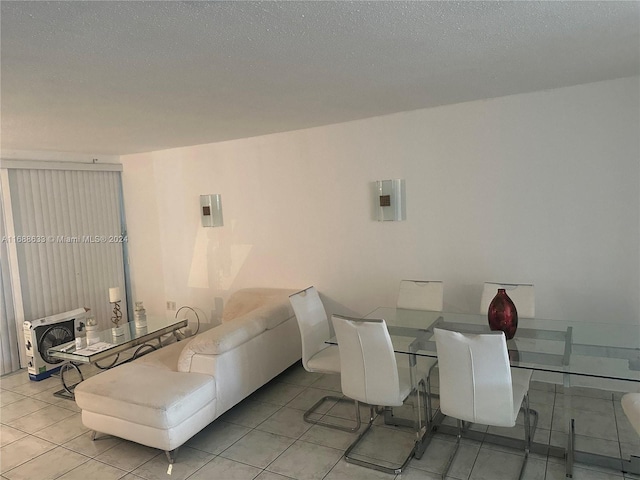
xmin=134 ymin=301 xmax=147 ymax=329
xmin=487 ymin=288 xmax=518 ymax=339
xmin=86 ymin=316 xmax=100 ymax=345
xmin=109 ymin=287 xmax=124 ymax=336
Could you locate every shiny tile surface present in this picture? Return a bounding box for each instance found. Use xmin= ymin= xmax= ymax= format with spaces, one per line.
xmin=0 ymin=365 xmax=637 ymax=479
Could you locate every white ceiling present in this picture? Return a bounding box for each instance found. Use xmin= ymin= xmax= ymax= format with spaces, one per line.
xmin=1 ymin=1 xmax=639 ymax=156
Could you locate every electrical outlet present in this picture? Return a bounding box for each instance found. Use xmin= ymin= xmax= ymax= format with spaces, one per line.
xmin=166 ymin=301 xmax=176 ymax=310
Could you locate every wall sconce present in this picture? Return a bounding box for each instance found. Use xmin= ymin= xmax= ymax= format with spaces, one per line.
xmin=200 ymin=194 xmax=223 ymax=227
xmin=375 ymin=179 xmax=405 ymax=221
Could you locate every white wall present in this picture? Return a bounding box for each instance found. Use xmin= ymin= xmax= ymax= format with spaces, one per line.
xmin=122 ymin=77 xmax=639 ymax=327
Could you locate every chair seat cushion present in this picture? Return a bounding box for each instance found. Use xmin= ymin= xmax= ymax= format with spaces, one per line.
xmin=622 ymin=393 xmax=640 ymax=436
xmin=306 ymin=345 xmax=341 ymax=374
xmin=74 ymin=363 xmax=216 ymax=430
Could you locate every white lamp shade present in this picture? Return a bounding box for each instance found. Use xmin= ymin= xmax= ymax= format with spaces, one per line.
xmin=109 ymin=287 xmax=121 ymax=303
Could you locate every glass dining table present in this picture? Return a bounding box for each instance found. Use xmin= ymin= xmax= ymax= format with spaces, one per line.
xmin=328 ymin=307 xmax=640 ymax=478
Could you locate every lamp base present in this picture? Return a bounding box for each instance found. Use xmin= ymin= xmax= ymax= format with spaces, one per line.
xmin=112 ymin=326 xmax=125 ymax=337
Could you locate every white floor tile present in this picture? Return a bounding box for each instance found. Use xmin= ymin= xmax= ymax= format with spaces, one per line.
xmin=309 ymin=374 xmax=342 ymax=393
xmin=250 ymin=382 xmax=306 ymax=406
xmin=6 ymin=377 xmax=60 ymax=397
xmin=299 ymin=423 xmax=358 ymax=450
xmin=188 ymin=456 xmax=262 ymax=480
xmin=220 ymin=429 xmax=294 ymax=469
xmin=131 ymin=446 xmax=213 ymax=480
xmin=55 ymin=459 xmax=127 ymax=480
xmin=0 ymin=398 xmax=50 ymax=423
xmin=6 ymin=404 xmax=75 ymax=434
xmin=31 ymin=413 xmax=88 ymax=444
xmin=325 ymin=458 xmax=398 ymax=480
xmin=255 ymin=406 xmax=314 ymax=439
xmin=0 ymin=391 xmax=26 ymax=408
xmin=254 ymin=470 xmax=297 ymax=480
xmin=93 ymin=440 xmax=161 ymax=472
xmin=285 ymin=387 xmax=339 ymax=413
xmin=469 ymin=446 xmax=545 ymax=480
xmin=546 ymin=461 xmax=624 ymax=479
xmin=184 ymin=420 xmax=251 ymax=455
xmin=267 ymin=440 xmax=343 ymax=480
xmin=2 ymin=446 xmax=88 ymax=480
xmin=1 ymin=367 xmax=637 ymax=480
xmin=0 ymin=425 xmax=28 ymax=448
xmin=411 ymin=436 xmax=479 ymax=478
xmin=218 ymin=399 xmax=281 ymax=428
xmin=277 ymin=365 xmax=323 ymax=387
xmin=0 ymin=435 xmax=57 ymax=474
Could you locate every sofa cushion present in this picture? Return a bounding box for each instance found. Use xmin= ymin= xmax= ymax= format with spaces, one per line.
xmin=74 ymin=363 xmax=215 ymax=430
xmin=177 ymin=288 xmax=297 ymax=372
xmin=183 ymin=315 xmax=266 ymax=358
xmin=222 ymin=288 xmax=297 ymax=323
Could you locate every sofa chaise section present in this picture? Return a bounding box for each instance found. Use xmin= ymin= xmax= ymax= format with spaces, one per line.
xmin=74 ymin=288 xmax=301 ymax=462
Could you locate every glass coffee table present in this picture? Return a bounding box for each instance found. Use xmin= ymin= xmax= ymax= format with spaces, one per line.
xmin=48 ymin=316 xmax=188 ymax=398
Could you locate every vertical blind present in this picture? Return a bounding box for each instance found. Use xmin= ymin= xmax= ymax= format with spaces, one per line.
xmin=8 ymin=168 xmax=127 ymax=330
xmin=0 ymin=194 xmax=20 ymax=375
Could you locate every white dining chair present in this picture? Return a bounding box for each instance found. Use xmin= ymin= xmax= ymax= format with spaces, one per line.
xmin=289 ymin=287 xmax=359 ymax=432
xmin=332 ymin=314 xmax=429 ymax=475
xmin=397 ymin=280 xmax=444 ymax=312
xmin=434 ymin=328 xmax=538 ymax=480
xmin=480 ymin=282 xmax=535 ymax=318
xmin=621 ymin=393 xmax=640 ymax=436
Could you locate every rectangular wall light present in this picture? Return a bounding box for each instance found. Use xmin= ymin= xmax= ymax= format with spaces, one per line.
xmin=375 ymin=179 xmax=405 ymax=221
xmin=200 ymin=194 xmax=223 ymax=227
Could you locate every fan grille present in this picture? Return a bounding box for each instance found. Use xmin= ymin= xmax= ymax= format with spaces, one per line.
xmin=38 ymin=325 xmax=74 ymax=364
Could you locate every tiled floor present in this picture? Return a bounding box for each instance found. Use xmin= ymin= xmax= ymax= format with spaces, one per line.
xmin=1 ymin=362 xmax=638 ymax=480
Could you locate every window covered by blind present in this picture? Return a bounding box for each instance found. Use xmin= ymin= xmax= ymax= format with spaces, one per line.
xmin=8 ymin=168 xmax=127 ymax=329
xmin=0 ymin=193 xmax=21 ymax=375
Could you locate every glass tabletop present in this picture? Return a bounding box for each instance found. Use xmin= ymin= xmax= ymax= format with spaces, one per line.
xmin=48 ymin=316 xmax=188 ymax=363
xmin=329 ymin=308 xmax=640 ymax=383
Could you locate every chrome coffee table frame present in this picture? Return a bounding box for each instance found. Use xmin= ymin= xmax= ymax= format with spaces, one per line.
xmin=48 ymin=316 xmax=188 ymax=399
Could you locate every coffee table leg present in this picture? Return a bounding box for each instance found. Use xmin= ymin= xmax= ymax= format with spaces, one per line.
xmin=95 ymin=354 xmax=120 ymax=369
xmin=132 ymin=343 xmax=158 ymax=359
xmin=59 ymin=362 xmax=84 ymax=396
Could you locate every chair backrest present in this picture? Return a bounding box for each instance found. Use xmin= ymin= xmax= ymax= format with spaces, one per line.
xmin=397 ymin=280 xmax=443 ymax=311
xmin=289 ymin=287 xmax=331 ymax=370
xmin=434 ymin=328 xmax=516 ymax=427
xmin=480 ymin=282 xmax=535 ymax=318
xmin=332 ymin=315 xmax=403 ymax=407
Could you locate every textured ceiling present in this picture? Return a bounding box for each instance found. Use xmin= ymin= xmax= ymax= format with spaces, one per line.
xmin=1 ymin=1 xmax=639 ymax=156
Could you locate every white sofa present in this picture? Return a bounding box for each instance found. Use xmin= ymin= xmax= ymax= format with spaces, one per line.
xmin=74 ymin=288 xmax=302 ymax=462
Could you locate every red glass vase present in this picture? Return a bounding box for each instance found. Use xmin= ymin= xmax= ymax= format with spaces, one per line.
xmin=487 ymin=288 xmax=518 ymax=339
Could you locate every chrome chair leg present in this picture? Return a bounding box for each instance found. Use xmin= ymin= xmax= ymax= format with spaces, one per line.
xmin=343 ymin=375 xmax=429 ymax=474
xmin=441 ymin=419 xmax=463 ymax=480
xmin=517 ymin=393 xmax=538 ymax=480
xmin=303 ymin=395 xmax=361 ymax=432
xmin=344 ymin=404 xmax=415 ymax=475
xmin=426 ymin=361 xmax=438 ymax=425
